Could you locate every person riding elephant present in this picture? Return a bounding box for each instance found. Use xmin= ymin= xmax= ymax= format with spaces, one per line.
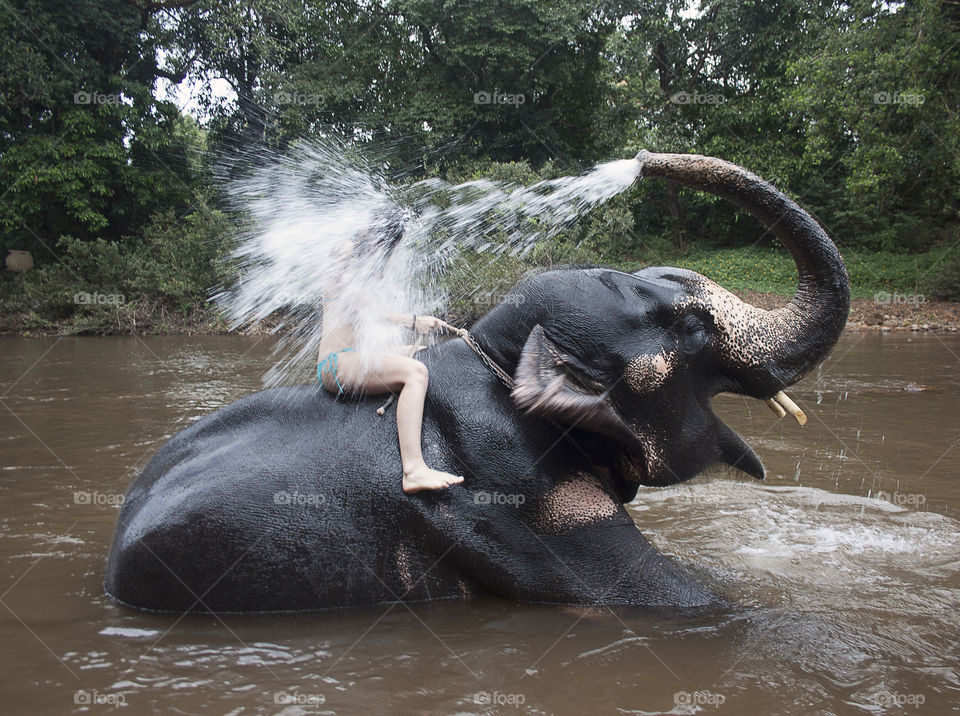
xmin=316 ymin=217 xmax=464 ymax=493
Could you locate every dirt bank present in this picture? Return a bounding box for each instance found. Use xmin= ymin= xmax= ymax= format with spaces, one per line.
xmin=4 ymin=293 xmax=958 ymax=336
xmin=737 ymin=291 xmax=960 ymax=333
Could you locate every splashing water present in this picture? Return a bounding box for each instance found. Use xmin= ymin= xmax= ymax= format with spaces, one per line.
xmin=215 ymin=138 xmax=642 ymax=388
xmin=408 ymin=156 xmax=644 ymax=262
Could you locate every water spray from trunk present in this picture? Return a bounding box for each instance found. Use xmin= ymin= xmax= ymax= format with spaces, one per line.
xmin=214 ymin=138 xmax=642 ymax=388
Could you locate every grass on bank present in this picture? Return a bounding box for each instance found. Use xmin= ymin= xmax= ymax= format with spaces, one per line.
xmin=642 ymin=245 xmax=955 ymax=299
xmin=3 ymin=237 xmax=958 ymax=334
xmin=443 ymin=243 xmax=959 ymax=323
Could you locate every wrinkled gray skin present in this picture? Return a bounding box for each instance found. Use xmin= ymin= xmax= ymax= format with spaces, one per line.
xmin=105 ymin=152 xmax=849 ymax=613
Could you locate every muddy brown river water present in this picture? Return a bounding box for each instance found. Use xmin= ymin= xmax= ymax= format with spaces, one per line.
xmin=1 ymin=332 xmax=958 ymax=714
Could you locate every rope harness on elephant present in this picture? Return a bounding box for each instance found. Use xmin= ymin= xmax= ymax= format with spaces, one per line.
xmin=437 ymin=320 xmax=516 ymax=389
xmin=433 ymin=320 xmax=598 ymax=462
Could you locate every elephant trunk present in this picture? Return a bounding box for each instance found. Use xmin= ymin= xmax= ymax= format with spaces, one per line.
xmin=635 ymin=151 xmax=850 ymax=396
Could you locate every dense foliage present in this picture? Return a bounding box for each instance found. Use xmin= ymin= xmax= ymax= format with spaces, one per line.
xmin=2 ymin=0 xmax=958 ymax=332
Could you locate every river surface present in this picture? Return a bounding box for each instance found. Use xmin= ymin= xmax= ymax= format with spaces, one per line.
xmin=1 ymin=332 xmax=958 ymax=714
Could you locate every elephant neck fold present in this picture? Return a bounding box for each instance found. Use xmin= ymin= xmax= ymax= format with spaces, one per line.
xmin=470 ymin=305 xmax=537 ymax=379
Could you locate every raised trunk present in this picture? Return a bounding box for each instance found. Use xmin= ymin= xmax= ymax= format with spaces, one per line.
xmin=636 ymin=151 xmax=850 ymax=395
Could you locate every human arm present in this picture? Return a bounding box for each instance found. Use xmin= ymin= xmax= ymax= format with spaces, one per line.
xmin=385 ymin=314 xmax=445 ymax=335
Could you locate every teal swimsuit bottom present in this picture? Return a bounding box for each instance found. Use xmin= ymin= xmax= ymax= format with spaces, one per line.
xmin=317 ymin=348 xmax=355 ymax=395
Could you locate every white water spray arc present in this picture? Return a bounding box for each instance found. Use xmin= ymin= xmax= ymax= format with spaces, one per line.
xmin=215 ymin=139 xmax=642 ymax=388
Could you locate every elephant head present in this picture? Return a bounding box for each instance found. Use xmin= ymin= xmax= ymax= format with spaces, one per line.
xmin=473 ymin=151 xmax=849 ymax=496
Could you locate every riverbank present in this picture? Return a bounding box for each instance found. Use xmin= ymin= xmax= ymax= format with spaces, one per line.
xmin=3 ymin=244 xmax=957 ymax=336
xmin=2 ymin=291 xmax=958 ymax=336
xmin=0 ymin=304 xmax=229 ymax=337
xmin=736 ymin=291 xmax=960 ymax=332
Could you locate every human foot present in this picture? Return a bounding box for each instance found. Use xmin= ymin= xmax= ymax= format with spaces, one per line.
xmin=402 ymin=465 xmax=465 ymax=494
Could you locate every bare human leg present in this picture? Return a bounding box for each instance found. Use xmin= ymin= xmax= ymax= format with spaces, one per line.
xmin=322 ymin=351 xmax=464 ymax=493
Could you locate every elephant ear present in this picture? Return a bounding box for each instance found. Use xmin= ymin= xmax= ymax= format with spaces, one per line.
xmin=511 ymin=325 xmax=633 ymax=441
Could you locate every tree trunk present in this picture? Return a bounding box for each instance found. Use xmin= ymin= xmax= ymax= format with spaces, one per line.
xmin=664 ymin=180 xmax=688 ymax=253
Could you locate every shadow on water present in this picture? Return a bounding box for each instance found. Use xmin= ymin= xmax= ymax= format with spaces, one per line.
xmin=1 ymin=332 xmax=958 ymax=714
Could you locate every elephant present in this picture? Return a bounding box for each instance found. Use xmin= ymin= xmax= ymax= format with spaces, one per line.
xmin=104 ymin=151 xmax=849 ymax=612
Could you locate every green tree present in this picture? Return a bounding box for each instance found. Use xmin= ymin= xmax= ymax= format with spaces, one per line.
xmin=168 ymin=0 xmax=634 ymax=169
xmin=790 ymin=0 xmax=960 ymax=250
xmin=613 ymin=0 xmax=959 ymax=255
xmin=0 ymin=0 xmax=204 ymax=262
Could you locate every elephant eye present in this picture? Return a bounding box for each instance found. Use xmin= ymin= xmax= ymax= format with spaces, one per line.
xmin=678 ymin=313 xmax=709 ymax=355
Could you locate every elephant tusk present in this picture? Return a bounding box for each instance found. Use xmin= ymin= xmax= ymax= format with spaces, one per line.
xmin=774 ymin=391 xmax=807 ymax=426
xmin=765 ymin=397 xmax=787 ymax=419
